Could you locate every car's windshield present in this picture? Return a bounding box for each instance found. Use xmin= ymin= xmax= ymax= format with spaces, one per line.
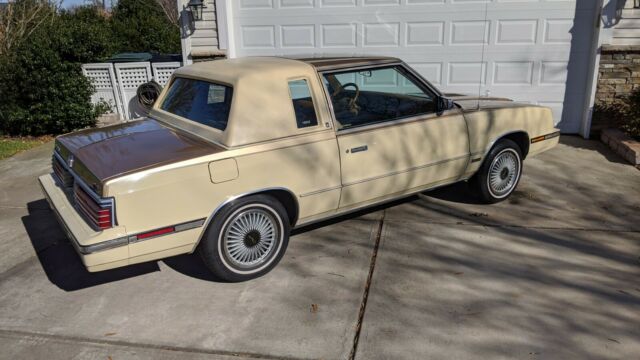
xmin=160 ymin=77 xmax=233 ymax=131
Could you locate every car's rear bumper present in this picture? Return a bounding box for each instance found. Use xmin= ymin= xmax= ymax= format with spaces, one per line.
xmin=39 ymin=173 xmax=130 ymax=272
xmin=39 ymin=173 xmax=207 ymax=272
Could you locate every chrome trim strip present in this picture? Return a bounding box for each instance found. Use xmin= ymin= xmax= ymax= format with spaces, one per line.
xmin=53 ymin=150 xmax=117 ymax=227
xmin=175 ymin=218 xmax=206 ymax=232
xmin=194 ymin=187 xmax=300 ymax=248
xmin=299 ymin=185 xmax=342 ymax=198
xmin=342 ymin=154 xmax=469 ymax=187
xmin=81 ymin=237 xmax=129 ymax=254
xmin=128 ymin=218 xmax=206 ymax=244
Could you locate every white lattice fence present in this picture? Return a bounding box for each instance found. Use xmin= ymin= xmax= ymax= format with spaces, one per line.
xmin=83 ymin=61 xmax=182 ymax=121
xmin=152 ymin=62 xmax=181 ymax=86
xmin=82 ymin=63 xmax=123 ymax=117
xmin=114 ymin=62 xmax=152 ymax=120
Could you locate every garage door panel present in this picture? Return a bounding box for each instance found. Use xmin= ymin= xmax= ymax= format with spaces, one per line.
xmin=231 ymin=0 xmax=598 ymax=132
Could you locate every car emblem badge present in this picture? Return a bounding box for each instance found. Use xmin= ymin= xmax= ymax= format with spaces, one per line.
xmin=67 ymin=155 xmax=74 ymax=168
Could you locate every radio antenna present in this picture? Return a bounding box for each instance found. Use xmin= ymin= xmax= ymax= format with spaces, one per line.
xmin=477 ymin=2 xmax=489 ymax=110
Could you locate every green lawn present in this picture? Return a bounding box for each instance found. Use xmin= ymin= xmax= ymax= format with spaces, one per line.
xmin=0 ymin=137 xmax=50 ymax=160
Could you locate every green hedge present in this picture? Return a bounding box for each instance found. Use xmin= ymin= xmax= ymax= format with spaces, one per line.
xmin=111 ymin=0 xmax=181 ymax=54
xmin=0 ymin=0 xmax=180 ymax=136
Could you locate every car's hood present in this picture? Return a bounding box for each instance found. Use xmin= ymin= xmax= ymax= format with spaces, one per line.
xmin=56 ymin=118 xmax=223 ymax=187
xmin=445 ymin=94 xmax=532 ymax=112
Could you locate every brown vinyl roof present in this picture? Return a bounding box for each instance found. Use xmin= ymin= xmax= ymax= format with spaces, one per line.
xmin=286 ymin=56 xmax=401 ymax=71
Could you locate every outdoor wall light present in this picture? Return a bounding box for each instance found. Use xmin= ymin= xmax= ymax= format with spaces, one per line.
xmin=187 ymin=0 xmax=205 ymax=21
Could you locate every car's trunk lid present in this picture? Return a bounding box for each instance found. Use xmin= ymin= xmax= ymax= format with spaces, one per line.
xmin=55 ymin=118 xmax=223 ymax=190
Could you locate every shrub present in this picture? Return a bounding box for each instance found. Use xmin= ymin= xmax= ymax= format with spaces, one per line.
xmin=0 ymin=5 xmax=107 ymax=136
xmin=0 ymin=1 xmax=180 ymax=136
xmin=111 ymin=0 xmax=181 ymax=54
xmin=595 ymin=89 xmax=640 ymax=141
xmin=58 ymin=6 xmax=116 ymax=63
xmin=622 ymin=88 xmax=640 ymax=140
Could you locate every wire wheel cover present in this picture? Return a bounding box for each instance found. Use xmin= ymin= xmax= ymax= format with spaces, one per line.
xmin=223 ymin=208 xmax=279 ymax=268
xmin=488 ymin=149 xmax=520 ymax=197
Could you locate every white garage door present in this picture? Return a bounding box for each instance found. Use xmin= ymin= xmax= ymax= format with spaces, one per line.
xmin=228 ymin=0 xmax=599 ymax=133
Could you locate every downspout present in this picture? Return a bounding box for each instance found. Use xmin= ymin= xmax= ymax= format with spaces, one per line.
xmin=218 ymin=0 xmax=236 ymax=58
xmin=581 ymin=0 xmax=607 ymax=139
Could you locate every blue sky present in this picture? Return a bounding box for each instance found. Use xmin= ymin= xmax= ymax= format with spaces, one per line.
xmin=62 ymin=0 xmax=88 ymax=8
xmin=61 ymin=0 xmax=115 ymax=9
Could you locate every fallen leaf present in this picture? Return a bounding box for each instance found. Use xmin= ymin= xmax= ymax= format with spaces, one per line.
xmin=310 ymin=304 xmax=319 ymax=313
xmin=104 ymin=332 xmax=116 ymax=337
xmin=469 ymin=212 xmax=488 ymax=217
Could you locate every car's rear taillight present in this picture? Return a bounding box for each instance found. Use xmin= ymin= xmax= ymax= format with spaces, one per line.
xmin=74 ymin=185 xmax=115 ymax=230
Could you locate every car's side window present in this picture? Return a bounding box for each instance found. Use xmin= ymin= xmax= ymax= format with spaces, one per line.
xmin=322 ymin=66 xmax=437 ymax=130
xmin=288 ymin=79 xmax=319 ymax=129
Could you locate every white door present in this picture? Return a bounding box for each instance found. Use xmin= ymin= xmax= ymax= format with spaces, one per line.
xmin=227 ymin=0 xmax=599 ymax=134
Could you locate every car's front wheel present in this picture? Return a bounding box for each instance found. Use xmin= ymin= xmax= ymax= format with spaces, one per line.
xmin=470 ymin=139 xmax=523 ymax=204
xmin=198 ymin=195 xmax=290 ymax=282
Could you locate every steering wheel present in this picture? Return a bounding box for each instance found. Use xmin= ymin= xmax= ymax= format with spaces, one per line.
xmin=332 ymin=82 xmax=360 ymax=114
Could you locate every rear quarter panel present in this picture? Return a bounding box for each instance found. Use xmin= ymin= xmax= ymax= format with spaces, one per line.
xmin=103 ymin=130 xmax=341 ymax=255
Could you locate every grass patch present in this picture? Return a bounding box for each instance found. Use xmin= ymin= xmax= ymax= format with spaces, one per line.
xmin=0 ymin=137 xmax=52 ymax=160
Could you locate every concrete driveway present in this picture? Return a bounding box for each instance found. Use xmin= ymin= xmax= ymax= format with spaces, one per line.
xmin=0 ymin=137 xmax=638 ymax=359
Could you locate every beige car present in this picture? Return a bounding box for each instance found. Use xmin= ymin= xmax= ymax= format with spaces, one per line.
xmin=39 ymin=56 xmax=559 ymax=281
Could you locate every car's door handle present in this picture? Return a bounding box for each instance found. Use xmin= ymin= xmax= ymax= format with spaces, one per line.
xmin=349 ymin=145 xmax=368 ymax=153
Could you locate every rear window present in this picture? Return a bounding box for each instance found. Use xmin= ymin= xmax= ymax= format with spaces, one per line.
xmin=160 ymin=77 xmax=233 ymax=131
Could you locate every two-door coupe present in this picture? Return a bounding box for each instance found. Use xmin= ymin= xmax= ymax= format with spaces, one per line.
xmin=39 ymin=56 xmax=559 ymax=281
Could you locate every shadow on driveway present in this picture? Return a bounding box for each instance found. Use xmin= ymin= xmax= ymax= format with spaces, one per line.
xmin=21 ymin=200 xmax=160 ymax=291
xmin=21 ymin=193 xmax=424 ymax=291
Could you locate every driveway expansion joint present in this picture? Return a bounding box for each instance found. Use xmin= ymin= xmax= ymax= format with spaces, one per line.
xmin=0 ymin=329 xmax=310 ymax=360
xmin=349 ymin=209 xmax=385 ymax=360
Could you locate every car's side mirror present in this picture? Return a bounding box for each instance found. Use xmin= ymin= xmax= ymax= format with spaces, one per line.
xmin=436 ymin=96 xmax=454 ymax=114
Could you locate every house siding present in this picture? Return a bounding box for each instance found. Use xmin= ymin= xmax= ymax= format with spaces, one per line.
xmin=611 ymin=2 xmax=640 ymax=45
xmin=178 ymin=0 xmax=224 ymax=63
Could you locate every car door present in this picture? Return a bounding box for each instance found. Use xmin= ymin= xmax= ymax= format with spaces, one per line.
xmin=322 ymin=65 xmax=470 ymax=209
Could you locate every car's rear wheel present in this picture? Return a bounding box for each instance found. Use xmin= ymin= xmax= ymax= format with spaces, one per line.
xmin=470 ymin=139 xmax=523 ymax=204
xmin=198 ymin=195 xmax=290 ymax=282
